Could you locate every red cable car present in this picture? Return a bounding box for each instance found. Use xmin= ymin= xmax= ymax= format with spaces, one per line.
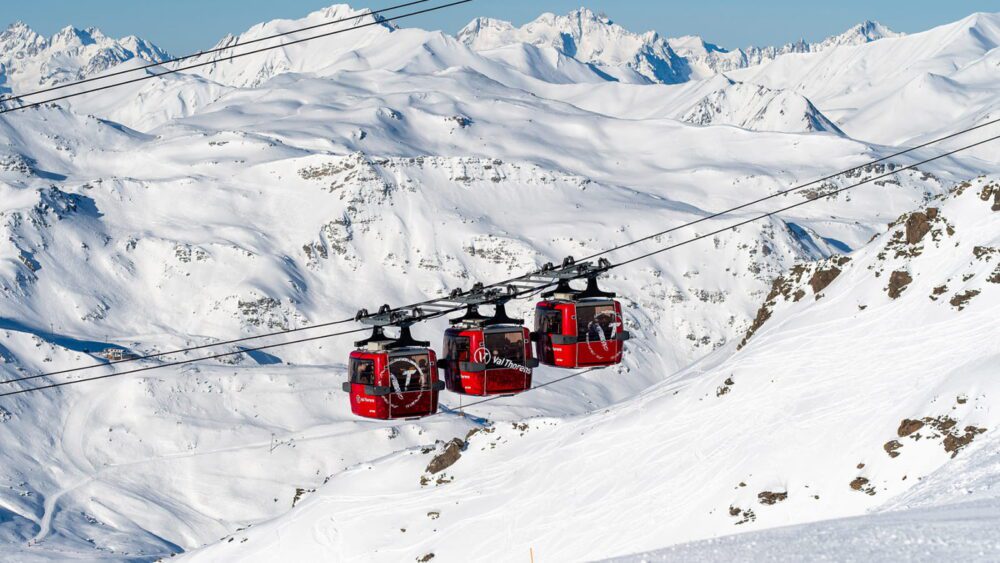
xmin=342 ymin=320 xmax=444 ymax=420
xmin=532 ymin=264 xmax=630 ymax=369
xmin=438 ymin=300 xmax=538 ymax=396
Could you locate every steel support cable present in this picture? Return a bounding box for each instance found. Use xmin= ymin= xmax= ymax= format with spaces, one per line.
xmin=0 ymin=318 xmax=355 ymax=385
xmin=0 ymin=0 xmax=474 ymax=115
xmin=385 ymin=117 xmax=1000 ymax=311
xmin=0 ymin=325 xmax=370 ymax=398
xmin=0 ymin=117 xmax=994 ymax=401
xmin=10 ymin=131 xmax=997 ymax=397
xmin=609 ymin=133 xmax=1000 ymax=269
xmin=0 ymin=281 xmax=556 ymax=397
xmin=4 ymin=127 xmax=998 ymax=389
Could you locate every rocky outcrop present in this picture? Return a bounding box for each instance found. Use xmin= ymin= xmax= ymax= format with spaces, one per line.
xmin=886 ymin=270 xmax=913 ymax=299
xmin=739 ymin=256 xmax=850 ymax=349
xmin=426 ymin=438 xmax=465 ymax=475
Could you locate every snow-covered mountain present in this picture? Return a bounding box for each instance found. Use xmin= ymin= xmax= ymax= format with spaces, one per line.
xmin=458 ymin=8 xmax=689 ymax=83
xmin=460 ymin=10 xmax=903 ymax=83
xmin=0 ymin=22 xmax=168 ymax=97
xmin=729 ymin=12 xmax=1000 ymax=145
xmin=0 ymin=3 xmax=997 ymax=561
xmin=183 ymin=178 xmax=1000 ymax=562
xmin=668 ymin=20 xmax=903 ymax=78
xmin=183 ymin=4 xmax=396 ymax=89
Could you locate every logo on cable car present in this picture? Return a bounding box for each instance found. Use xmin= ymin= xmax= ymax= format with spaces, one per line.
xmin=582 ymin=311 xmax=624 ymax=360
xmin=472 ymin=346 xmax=491 ymax=365
xmin=473 ymin=345 xmax=531 ymax=374
xmin=384 ymin=357 xmax=429 ymax=408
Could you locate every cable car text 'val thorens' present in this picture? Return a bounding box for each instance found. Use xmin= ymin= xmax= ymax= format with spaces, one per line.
xmin=342 ymin=258 xmax=630 ymax=420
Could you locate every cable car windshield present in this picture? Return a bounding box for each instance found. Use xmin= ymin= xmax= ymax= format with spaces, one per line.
xmin=484 ymin=331 xmax=525 ymax=368
xmin=577 ymin=303 xmax=618 ymax=342
xmin=350 ymin=358 xmax=375 ymax=385
xmin=535 ymin=309 xmax=562 ymax=334
xmin=387 ymin=353 xmax=432 ymax=392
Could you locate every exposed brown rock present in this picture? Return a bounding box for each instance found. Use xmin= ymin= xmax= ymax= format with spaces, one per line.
xmin=740 ymin=256 xmax=851 ymax=348
xmin=929 ymin=284 xmax=948 ymax=301
xmin=980 ymin=183 xmax=999 ymax=211
xmin=943 ymin=426 xmax=986 ymax=458
xmin=809 ymin=267 xmax=842 ymax=295
xmin=850 ymin=477 xmax=876 ymax=495
xmin=758 ymin=491 xmax=788 ymax=505
xmin=900 ymin=416 xmax=985 ymax=458
xmin=739 ymin=297 xmax=774 ymax=350
xmin=973 ymin=246 xmax=997 ymax=260
xmin=728 ymin=505 xmax=756 ymax=525
xmin=949 ymin=290 xmax=981 ymax=311
xmin=887 ymin=271 xmax=913 ymax=299
xmin=292 ymin=487 xmax=315 ymax=507
xmin=905 ymin=211 xmax=933 ymax=244
xmin=884 ymin=440 xmax=903 ymax=458
xmin=716 ymin=377 xmax=735 ymax=397
xmin=426 ymin=438 xmax=465 ymax=474
xmin=898 ymin=419 xmax=925 ymax=437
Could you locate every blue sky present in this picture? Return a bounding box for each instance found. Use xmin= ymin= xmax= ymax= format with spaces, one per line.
xmin=4 ymin=0 xmax=996 ymax=54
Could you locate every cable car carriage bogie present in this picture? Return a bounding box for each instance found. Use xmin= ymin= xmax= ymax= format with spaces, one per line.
xmin=343 ymin=306 xmax=444 ymax=420
xmin=437 ymin=287 xmax=539 ymax=396
xmin=531 ymin=258 xmax=630 ymax=369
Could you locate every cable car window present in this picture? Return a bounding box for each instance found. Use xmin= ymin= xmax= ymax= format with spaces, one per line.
xmin=446 ymin=335 xmax=470 ymax=362
xmin=484 ymin=331 xmax=525 ymax=367
xmin=388 ymin=353 xmax=432 ymax=392
xmin=349 ymin=358 xmax=376 ymax=385
xmin=576 ymin=303 xmax=617 ymax=342
xmin=535 ymin=309 xmax=562 ymax=334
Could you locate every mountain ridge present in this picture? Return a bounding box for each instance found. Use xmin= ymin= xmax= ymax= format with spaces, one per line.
xmin=459 ymin=8 xmax=904 ymax=83
xmin=0 ymin=21 xmax=168 ymax=96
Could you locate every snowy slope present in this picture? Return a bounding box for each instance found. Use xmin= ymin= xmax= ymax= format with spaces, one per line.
xmin=182 ymin=179 xmax=1000 ymax=561
xmin=614 ymin=426 xmax=1000 ymax=561
xmin=731 ymin=12 xmax=1000 ymax=145
xmin=0 ymin=4 xmax=997 ymax=561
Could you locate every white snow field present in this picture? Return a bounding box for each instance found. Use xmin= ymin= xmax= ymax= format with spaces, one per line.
xmin=0 ymin=4 xmax=998 ymax=561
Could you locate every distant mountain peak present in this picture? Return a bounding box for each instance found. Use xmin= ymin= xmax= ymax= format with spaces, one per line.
xmin=6 ymin=20 xmax=31 ymax=32
xmin=458 ymin=7 xmax=688 ymax=84
xmin=51 ymin=25 xmax=101 ymax=48
xmin=0 ymin=21 xmax=169 ymax=92
xmin=461 ymin=11 xmax=908 ymax=83
xmin=819 ymin=19 xmax=903 ymax=48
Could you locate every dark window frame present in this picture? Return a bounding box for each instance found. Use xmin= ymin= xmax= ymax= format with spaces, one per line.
xmin=484 ymin=330 xmax=526 ymax=368
xmin=387 ymin=352 xmax=433 ymax=392
xmin=534 ymin=308 xmax=563 ymax=334
xmin=576 ymin=303 xmax=617 ymax=342
xmin=349 ymin=358 xmax=376 ymax=385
